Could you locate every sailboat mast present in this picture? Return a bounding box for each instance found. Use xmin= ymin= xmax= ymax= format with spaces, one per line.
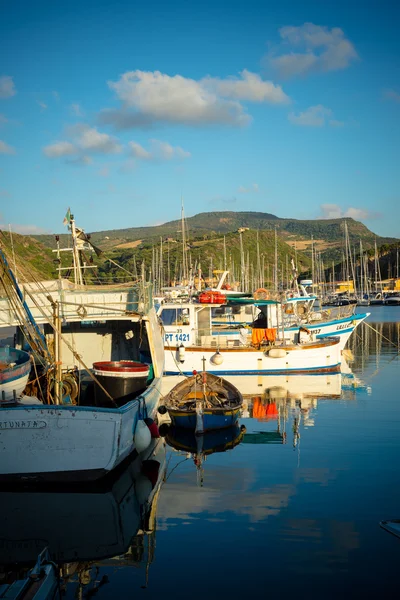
xmin=274 ymin=227 xmax=278 ymax=292
xmin=181 ymin=198 xmax=188 ymax=284
xmin=70 ymin=215 xmax=83 ymax=286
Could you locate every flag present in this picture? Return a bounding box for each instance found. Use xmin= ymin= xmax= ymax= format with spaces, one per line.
xmin=63 ymin=208 xmax=71 ymax=226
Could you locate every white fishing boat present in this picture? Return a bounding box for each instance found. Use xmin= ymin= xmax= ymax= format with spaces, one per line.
xmin=0 ymin=213 xmax=164 ymax=482
xmin=159 ymin=297 xmax=341 ymax=376
xmin=384 ymin=292 xmax=400 ymax=306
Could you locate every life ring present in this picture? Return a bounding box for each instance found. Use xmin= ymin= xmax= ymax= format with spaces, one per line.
xmin=295 ymin=303 xmax=308 ymax=318
xmin=253 ymin=288 xmax=270 ymax=300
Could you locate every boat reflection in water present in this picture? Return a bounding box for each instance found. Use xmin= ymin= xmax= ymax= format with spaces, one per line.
xmin=0 ymin=437 xmax=166 ymax=596
xmin=236 ymin=367 xmax=370 ymax=448
xmin=165 ymin=424 xmax=246 ymax=487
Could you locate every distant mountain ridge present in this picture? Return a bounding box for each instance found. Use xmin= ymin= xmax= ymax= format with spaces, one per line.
xmin=35 ymin=211 xmax=398 ymax=261
xmin=89 ymin=211 xmax=394 ymax=246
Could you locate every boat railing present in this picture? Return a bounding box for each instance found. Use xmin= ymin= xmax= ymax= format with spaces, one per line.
xmin=302 ymin=304 xmax=356 ymax=323
xmin=0 ymin=282 xmax=153 ymax=326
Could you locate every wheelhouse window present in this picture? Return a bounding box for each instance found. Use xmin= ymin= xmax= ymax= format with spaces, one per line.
xmin=159 ymin=308 xmax=190 ymax=325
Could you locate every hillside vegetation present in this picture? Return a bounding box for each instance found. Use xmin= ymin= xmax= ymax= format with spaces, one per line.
xmin=0 ymin=231 xmax=56 ymax=281
xmin=2 ymin=211 xmax=398 ymax=283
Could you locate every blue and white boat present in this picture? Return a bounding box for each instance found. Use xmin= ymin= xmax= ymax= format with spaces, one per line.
xmin=160 ymin=372 xmax=243 ymax=432
xmin=158 ymin=297 xmax=343 ymax=376
xmin=0 ymin=346 xmax=31 ymax=401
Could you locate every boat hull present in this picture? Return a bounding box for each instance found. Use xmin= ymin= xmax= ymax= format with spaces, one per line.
xmin=164 ymin=339 xmax=341 ymax=376
xmin=168 ymin=406 xmax=241 ymax=430
xmin=0 ymin=380 xmax=160 ymax=482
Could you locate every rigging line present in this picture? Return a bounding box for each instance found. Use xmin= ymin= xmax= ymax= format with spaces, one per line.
xmin=364 ymin=352 xmax=399 ymax=383
xmin=165 ymin=456 xmax=190 ymax=482
xmin=363 ymin=320 xmax=400 ymax=351
xmin=105 ymin=257 xmax=138 ymax=278
xmin=24 ymin=289 xmax=118 ymax=406
xmin=0 ymin=276 xmax=49 ymax=361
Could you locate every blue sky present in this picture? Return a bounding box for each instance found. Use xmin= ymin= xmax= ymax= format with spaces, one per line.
xmin=0 ymin=0 xmax=399 ymax=237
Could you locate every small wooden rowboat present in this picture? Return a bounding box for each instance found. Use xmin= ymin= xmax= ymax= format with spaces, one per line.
xmin=159 ymin=372 xmax=243 ymax=433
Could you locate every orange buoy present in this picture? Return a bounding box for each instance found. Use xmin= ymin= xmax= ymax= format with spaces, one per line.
xmin=253 ymin=288 xmax=270 ymax=300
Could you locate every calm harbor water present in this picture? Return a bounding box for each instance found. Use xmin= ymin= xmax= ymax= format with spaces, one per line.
xmin=1 ymin=307 xmax=400 ymax=598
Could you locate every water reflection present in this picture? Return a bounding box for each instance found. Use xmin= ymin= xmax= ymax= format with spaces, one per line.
xmin=0 ymin=438 xmax=166 ymax=596
xmin=166 ymin=424 xmax=246 ymax=487
xmin=2 ymin=317 xmax=400 ymax=597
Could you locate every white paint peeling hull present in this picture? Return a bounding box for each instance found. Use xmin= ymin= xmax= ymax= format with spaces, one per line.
xmin=0 ymin=380 xmax=161 ymax=481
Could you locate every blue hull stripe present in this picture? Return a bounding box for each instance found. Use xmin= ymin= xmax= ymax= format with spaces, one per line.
xmin=212 ymin=313 xmax=368 ymax=333
xmin=165 ymin=363 xmax=341 ymax=376
xmin=316 ymin=327 xmax=354 ymax=338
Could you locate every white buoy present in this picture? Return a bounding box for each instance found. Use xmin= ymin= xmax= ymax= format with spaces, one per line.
xmin=210 ymin=349 xmax=223 ymax=365
xmin=134 ymin=419 xmax=151 ymax=453
xmin=178 ymin=343 xmax=185 ymax=363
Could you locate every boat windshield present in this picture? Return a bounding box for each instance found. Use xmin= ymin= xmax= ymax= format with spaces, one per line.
xmin=159 ymin=307 xmax=190 ymax=326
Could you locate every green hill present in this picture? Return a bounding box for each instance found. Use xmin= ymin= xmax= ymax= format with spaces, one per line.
xmin=97 ymin=229 xmax=312 ymax=286
xmin=0 ymin=231 xmax=56 ymax=280
xmin=35 ymin=211 xmax=397 ymax=261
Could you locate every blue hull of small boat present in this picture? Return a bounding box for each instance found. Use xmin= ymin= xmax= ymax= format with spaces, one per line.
xmin=169 ymin=407 xmax=241 ymax=431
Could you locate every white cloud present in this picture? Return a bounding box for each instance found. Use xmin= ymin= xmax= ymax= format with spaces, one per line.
xmin=152 ymin=139 xmax=191 ymax=160
xmin=0 ymin=140 xmax=16 ymax=154
xmin=129 ymin=141 xmax=152 ymax=160
xmin=52 ymin=91 xmax=60 ymax=101
xmin=70 ymin=103 xmax=84 ymax=116
xmin=38 ymin=101 xmax=48 ymax=111
xmin=383 ymin=89 xmax=400 ymax=103
xmin=203 ymin=70 xmax=290 ymax=104
xmin=43 ymin=125 xmax=122 ymax=162
xmin=267 ymin=23 xmax=358 ymax=78
xmin=238 ymin=183 xmax=259 ymax=193
xmin=101 ymin=69 xmax=289 ymax=130
xmin=288 ymin=104 xmax=333 ymax=127
xmin=43 ymin=141 xmax=76 ymax=157
xmin=0 ymin=114 xmax=8 ymax=125
xmin=345 ymin=207 xmax=374 ymax=220
xmin=319 ymin=204 xmax=380 ymax=220
xmin=129 ymin=139 xmax=191 ymax=161
xmin=73 ymin=125 xmax=122 ymax=154
xmin=0 ymin=76 xmax=16 ymax=99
